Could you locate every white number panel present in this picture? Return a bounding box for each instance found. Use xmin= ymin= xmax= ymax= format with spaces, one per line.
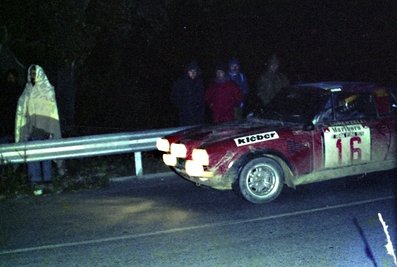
xmin=323 ymin=124 xmax=371 ymax=168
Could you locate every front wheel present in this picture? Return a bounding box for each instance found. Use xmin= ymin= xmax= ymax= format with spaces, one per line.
xmin=237 ymin=157 xmax=284 ymax=204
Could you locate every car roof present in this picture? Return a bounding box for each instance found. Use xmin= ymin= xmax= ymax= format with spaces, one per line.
xmin=296 ymin=81 xmax=378 ymax=93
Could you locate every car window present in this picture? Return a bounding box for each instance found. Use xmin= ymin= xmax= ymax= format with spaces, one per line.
xmin=314 ymin=92 xmax=376 ymax=124
xmin=375 ymin=87 xmax=397 ymax=115
xmin=260 ymin=87 xmax=329 ymax=123
xmin=334 ymin=92 xmax=376 ymax=121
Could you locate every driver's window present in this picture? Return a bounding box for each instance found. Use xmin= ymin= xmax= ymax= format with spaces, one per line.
xmin=334 ymin=93 xmax=375 ymax=121
xmin=376 ymin=88 xmax=397 ymax=115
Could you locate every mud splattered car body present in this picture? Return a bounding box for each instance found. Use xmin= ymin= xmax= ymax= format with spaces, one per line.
xmin=157 ymin=82 xmax=397 ymax=203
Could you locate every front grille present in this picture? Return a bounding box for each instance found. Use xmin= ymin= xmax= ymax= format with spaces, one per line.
xmin=175 ymin=158 xmax=186 ymax=169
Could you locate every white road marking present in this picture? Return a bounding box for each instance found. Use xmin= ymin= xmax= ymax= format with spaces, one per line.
xmin=0 ymin=195 xmax=395 ymax=255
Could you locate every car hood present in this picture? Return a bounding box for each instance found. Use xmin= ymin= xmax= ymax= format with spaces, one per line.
xmin=173 ymin=119 xmax=304 ymax=147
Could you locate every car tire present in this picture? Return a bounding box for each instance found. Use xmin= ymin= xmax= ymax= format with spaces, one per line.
xmin=237 ymin=157 xmax=284 ymax=204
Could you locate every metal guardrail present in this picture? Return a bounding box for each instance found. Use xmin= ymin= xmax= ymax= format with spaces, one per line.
xmin=0 ymin=126 xmax=189 ymax=176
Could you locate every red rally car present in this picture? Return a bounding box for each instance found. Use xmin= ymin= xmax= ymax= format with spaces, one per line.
xmin=157 ymin=82 xmax=397 ymax=204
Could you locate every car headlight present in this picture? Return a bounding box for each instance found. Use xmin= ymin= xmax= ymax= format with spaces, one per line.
xmin=186 ymin=160 xmax=204 ymax=177
xmin=156 ymin=138 xmax=170 ymax=152
xmin=163 ymin=154 xmax=177 ymax=166
xmin=170 ymin=143 xmax=187 ymax=158
xmin=192 ymin=149 xmax=209 ymax=165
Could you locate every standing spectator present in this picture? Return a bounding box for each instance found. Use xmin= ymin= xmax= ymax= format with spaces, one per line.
xmin=228 ymin=58 xmax=249 ymax=119
xmin=171 ymin=61 xmax=205 ymax=126
xmin=0 ymin=69 xmax=22 ymax=143
xmin=15 ymin=65 xmax=62 ymax=186
xmin=205 ymin=64 xmax=242 ymax=123
xmin=256 ymin=54 xmax=290 ymax=108
xmin=228 ymin=58 xmax=249 ymax=96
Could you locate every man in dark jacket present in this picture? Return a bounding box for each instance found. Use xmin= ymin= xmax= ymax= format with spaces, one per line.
xmin=171 ymin=61 xmax=205 ymax=126
xmin=256 ymin=54 xmax=289 ymax=108
xmin=0 ymin=69 xmax=22 ymax=142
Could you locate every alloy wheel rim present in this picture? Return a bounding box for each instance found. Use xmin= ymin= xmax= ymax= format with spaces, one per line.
xmin=246 ymin=163 xmax=278 ymax=196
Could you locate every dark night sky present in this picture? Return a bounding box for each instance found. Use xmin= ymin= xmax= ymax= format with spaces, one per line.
xmin=166 ymin=1 xmax=396 ymax=83
xmin=123 ymin=0 xmax=396 ymax=130
xmin=2 ymin=0 xmax=397 ymax=133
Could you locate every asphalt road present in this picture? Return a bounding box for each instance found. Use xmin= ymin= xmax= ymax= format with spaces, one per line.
xmin=0 ymin=171 xmax=396 ymax=267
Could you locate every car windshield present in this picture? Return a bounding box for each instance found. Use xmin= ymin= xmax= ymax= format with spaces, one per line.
xmin=255 ymin=86 xmax=329 ymax=123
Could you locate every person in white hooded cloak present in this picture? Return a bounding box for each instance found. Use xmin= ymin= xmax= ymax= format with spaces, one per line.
xmin=15 ymin=64 xmax=62 ymax=185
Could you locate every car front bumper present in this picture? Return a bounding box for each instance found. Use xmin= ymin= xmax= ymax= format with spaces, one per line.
xmin=171 ymin=166 xmax=233 ymax=190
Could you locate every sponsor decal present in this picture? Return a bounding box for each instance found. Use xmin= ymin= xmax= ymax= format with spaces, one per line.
xmin=324 ymin=124 xmax=366 ymax=139
xmin=323 ymin=124 xmax=370 ymax=168
xmin=329 ymin=120 xmax=365 ymax=126
xmin=328 ymin=124 xmax=363 ymax=133
xmin=234 ymin=131 xmax=279 ymax=146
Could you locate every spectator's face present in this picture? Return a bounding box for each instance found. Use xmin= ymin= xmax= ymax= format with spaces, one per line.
xmin=229 ymin=63 xmax=239 ymax=73
xmin=216 ymin=70 xmax=226 ymax=79
xmin=6 ymin=73 xmax=17 ymax=83
xmin=270 ymin=63 xmax=279 ymax=73
xmin=30 ymin=67 xmax=36 ymax=83
xmin=187 ymin=69 xmax=198 ymax=79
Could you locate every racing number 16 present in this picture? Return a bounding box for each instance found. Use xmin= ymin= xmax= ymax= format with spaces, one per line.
xmin=336 ymin=136 xmax=362 ymax=164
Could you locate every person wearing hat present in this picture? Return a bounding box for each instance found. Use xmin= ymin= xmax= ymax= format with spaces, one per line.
xmin=204 ymin=63 xmax=242 ymax=123
xmin=256 ymin=54 xmax=290 ymax=108
xmin=228 ymin=57 xmax=249 ymax=119
xmin=170 ymin=61 xmax=205 ymax=126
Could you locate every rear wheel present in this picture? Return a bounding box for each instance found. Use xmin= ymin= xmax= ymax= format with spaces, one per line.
xmin=237 ymin=157 xmax=284 ymax=204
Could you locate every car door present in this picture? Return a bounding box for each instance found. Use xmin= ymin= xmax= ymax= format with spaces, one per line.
xmin=320 ymin=91 xmax=387 ymax=169
xmin=373 ymin=87 xmax=397 ymax=161
xmin=322 ymin=123 xmax=371 ymax=168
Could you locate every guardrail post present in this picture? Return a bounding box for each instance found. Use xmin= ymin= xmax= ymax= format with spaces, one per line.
xmin=134 ymin=152 xmax=143 ymax=177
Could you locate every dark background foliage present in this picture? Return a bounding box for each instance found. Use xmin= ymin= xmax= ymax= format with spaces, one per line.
xmin=1 ymin=0 xmax=396 ymax=135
